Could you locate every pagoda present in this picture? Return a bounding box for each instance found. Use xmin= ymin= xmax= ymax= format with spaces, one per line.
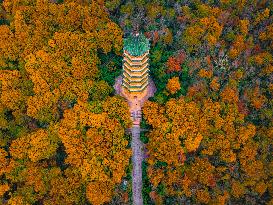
xmin=114 ymin=32 xmax=156 ymax=109
xmin=122 ymin=33 xmax=150 ymax=94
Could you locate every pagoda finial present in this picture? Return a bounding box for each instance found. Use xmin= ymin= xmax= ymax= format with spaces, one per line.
xmin=132 ymin=24 xmax=139 ymax=36
xmin=132 ymin=28 xmax=139 ymax=37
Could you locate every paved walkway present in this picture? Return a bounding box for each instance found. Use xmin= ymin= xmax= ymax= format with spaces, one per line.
xmin=131 ymin=124 xmax=143 ymax=205
xmin=130 ymin=97 xmax=143 ymax=205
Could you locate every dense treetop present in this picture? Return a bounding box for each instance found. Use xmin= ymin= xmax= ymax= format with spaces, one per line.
xmin=0 ymin=0 xmax=131 ymax=204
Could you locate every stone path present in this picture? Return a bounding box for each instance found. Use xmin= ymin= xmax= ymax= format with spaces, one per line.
xmin=130 ymin=98 xmax=143 ymax=205
xmin=131 ymin=125 xmax=143 ymax=205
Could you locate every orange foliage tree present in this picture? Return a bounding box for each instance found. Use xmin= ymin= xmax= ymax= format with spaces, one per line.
xmin=142 ymin=95 xmax=267 ymax=203
xmin=166 ymin=77 xmax=181 ymax=94
xmin=0 ymin=0 xmax=130 ymax=204
xmin=1 ymin=0 xmax=123 ymax=124
xmin=59 ymin=97 xmax=131 ymax=204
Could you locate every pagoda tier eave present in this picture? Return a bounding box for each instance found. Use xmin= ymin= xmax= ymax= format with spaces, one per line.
xmin=123 ymin=50 xmax=149 ymax=60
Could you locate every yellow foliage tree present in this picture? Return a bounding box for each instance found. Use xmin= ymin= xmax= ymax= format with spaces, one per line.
xmin=143 ymin=95 xmax=262 ymax=203
xmin=9 ymin=128 xmax=58 ymax=162
xmin=59 ymin=98 xmax=131 ymax=204
xmin=166 ymin=77 xmax=181 ymax=94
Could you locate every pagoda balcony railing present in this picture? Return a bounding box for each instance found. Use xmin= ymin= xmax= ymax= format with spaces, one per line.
xmin=122 ymin=81 xmax=149 ymax=91
xmin=122 ymin=85 xmax=149 ymax=93
xmin=123 ymin=56 xmax=148 ymax=65
xmin=123 ymin=50 xmax=149 ymax=60
xmin=123 ymin=56 xmax=149 ymax=66
xmin=123 ymin=66 xmax=149 ymax=76
xmin=123 ymin=73 xmax=149 ymax=83
xmin=123 ymin=76 xmax=148 ymax=85
xmin=123 ymin=71 xmax=149 ymax=79
xmin=123 ymin=61 xmax=149 ymax=71
xmin=122 ymin=80 xmax=149 ymax=88
xmin=123 ymin=72 xmax=149 ymax=81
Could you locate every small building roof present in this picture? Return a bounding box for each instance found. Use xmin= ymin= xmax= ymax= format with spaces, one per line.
xmin=124 ymin=33 xmax=150 ymax=57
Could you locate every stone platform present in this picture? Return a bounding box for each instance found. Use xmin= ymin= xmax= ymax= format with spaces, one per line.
xmin=114 ymin=75 xmax=156 ymax=126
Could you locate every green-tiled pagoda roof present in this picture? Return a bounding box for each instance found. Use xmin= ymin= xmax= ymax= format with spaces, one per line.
xmin=124 ymin=33 xmax=150 ymax=57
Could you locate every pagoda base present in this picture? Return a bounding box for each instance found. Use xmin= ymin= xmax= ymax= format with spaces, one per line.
xmin=114 ymin=75 xmax=156 ymax=109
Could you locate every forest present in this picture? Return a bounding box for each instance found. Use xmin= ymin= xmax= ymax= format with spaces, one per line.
xmin=0 ymin=0 xmax=272 ymax=204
